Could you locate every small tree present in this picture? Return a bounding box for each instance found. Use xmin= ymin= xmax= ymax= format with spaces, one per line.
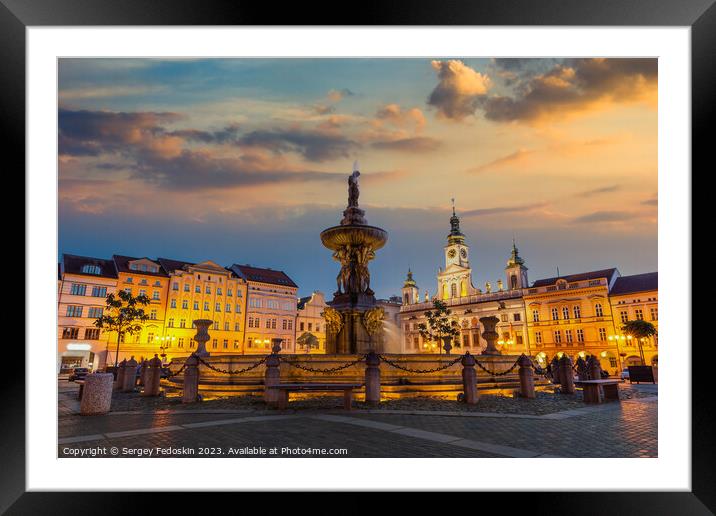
xmin=94 ymin=290 xmax=150 ymax=368
xmin=621 ymin=319 xmax=657 ymax=365
xmin=417 ymin=300 xmax=461 ymax=354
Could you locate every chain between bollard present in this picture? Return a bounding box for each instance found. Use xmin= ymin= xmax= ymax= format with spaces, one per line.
xmin=163 ymin=362 xmax=188 ymax=378
xmin=473 ymin=357 xmax=521 ymax=377
xmin=279 ymin=355 xmax=367 ymax=374
xmin=196 ymin=355 xmax=268 ymax=375
xmin=377 ymin=354 xmax=462 ymax=374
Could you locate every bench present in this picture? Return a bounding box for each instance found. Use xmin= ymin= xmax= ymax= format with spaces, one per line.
xmin=266 ymin=383 xmax=363 ymax=410
xmin=574 ymin=379 xmax=621 ymax=404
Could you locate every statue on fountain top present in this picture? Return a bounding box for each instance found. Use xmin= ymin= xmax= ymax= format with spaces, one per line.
xmin=341 ymin=167 xmax=367 ymax=225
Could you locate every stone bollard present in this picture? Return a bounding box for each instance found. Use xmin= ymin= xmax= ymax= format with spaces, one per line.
xmin=80 ymin=373 xmax=114 ymax=415
xmin=121 ymin=356 xmax=138 ymax=392
xmin=114 ymin=359 xmax=127 ymax=390
xmin=182 ymin=354 xmax=200 ymax=403
xmin=143 ymin=354 xmax=163 ymax=397
xmin=364 ymin=351 xmax=381 ymax=405
xmin=263 ymin=352 xmax=281 ymax=405
xmin=558 ymin=355 xmax=575 ymax=394
xmin=518 ymin=354 xmax=536 ymax=399
xmin=587 ymin=355 xmax=602 ymax=380
xmin=139 ymin=359 xmax=149 ymax=387
xmin=460 ymin=352 xmax=479 ymax=404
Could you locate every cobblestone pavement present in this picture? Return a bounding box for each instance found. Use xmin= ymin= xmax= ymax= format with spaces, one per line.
xmin=58 ymin=381 xmax=657 ymax=458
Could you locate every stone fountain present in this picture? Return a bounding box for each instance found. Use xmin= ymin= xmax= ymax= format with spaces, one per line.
xmin=320 ymin=164 xmax=388 ymax=354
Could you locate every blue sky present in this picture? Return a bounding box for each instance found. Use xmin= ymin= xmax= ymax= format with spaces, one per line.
xmin=58 ymin=58 xmax=658 ymax=298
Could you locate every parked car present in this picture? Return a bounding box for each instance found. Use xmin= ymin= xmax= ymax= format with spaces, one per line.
xmin=68 ymin=367 xmax=89 ymax=382
xmin=620 ymin=368 xmax=630 ymax=381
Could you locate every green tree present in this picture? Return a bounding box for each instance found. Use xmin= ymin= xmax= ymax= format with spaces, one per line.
xmin=94 ymin=290 xmax=150 ymax=368
xmin=621 ymin=319 xmax=657 ymax=365
xmin=417 ymin=300 xmax=461 ymax=354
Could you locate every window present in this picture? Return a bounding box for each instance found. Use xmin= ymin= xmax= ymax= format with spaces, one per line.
xmin=255 ymin=317 xmax=260 ymax=328
xmin=81 ymin=264 xmax=101 ymax=275
xmin=124 ymin=287 xmax=131 ymax=294
xmin=70 ymin=284 xmax=87 ymax=296
xmin=565 ymin=329 xmax=573 ymax=343
xmin=266 ymin=319 xmax=271 ymax=329
xmin=150 ymin=309 xmax=157 ymax=320
xmin=170 ymin=299 xmax=177 ymax=308
xmin=576 ymin=329 xmax=584 ymax=342
xmin=650 ymin=307 xmax=658 ymax=320
xmin=500 ymin=314 xmax=508 ymax=323
xmin=237 ymin=290 xmax=243 ymax=298
xmin=300 ymin=322 xmax=305 ymax=331
xmin=224 ymin=322 xmax=230 ymax=331
xmin=204 ymin=302 xmax=210 ymax=311
xmin=62 ymin=327 xmax=79 ymax=339
xmin=234 ymin=322 xmax=240 ymax=331
xmin=226 ymin=303 xmax=231 ymax=312
xmin=308 ymin=322 xmax=313 ymax=331
xmin=573 ymin=306 xmax=581 ymax=319
xmin=66 ymin=305 xmax=83 ymax=317
xmin=462 ymin=334 xmax=469 ymax=347
xmin=562 ymin=307 xmax=570 ymax=320
xmin=553 ymin=330 xmax=562 ymax=344
xmin=172 ymin=282 xmax=179 ymax=291
xmin=267 ymin=300 xmax=279 ymax=309
xmin=139 ymin=289 xmax=146 ymax=296
xmin=213 ymin=322 xmax=219 ymax=330
xmin=535 ymin=332 xmax=542 ymax=344
xmin=217 ymin=288 xmax=222 ymax=296
xmin=513 ymin=313 xmax=521 ymax=322
xmin=450 ymin=283 xmax=457 ymax=298
xmin=235 ymin=304 xmax=241 ymax=313
xmin=532 ymin=310 xmax=539 ymax=322
xmin=599 ymin=328 xmax=607 ymax=341
xmin=228 ymin=289 xmax=233 ymax=297
xmin=153 ymin=291 xmax=160 ymax=300
xmin=140 ymin=279 xmax=148 ymax=286
xmin=85 ymin=328 xmax=100 ymax=340
xmin=194 ymin=301 xmax=199 ymax=310
xmin=180 ymin=319 xmax=186 ymax=328
xmin=248 ymin=317 xmax=255 ymax=328
xmin=91 ymin=286 xmax=107 ymax=297
xmin=126 ymin=277 xmax=133 ymax=283
xmin=88 ymin=307 xmax=103 ymax=319
xmin=147 ymin=332 xmax=155 ymax=342
xmin=168 ymin=318 xmax=174 ymax=327
xmin=206 ymin=285 xmax=211 ymax=294
xmin=234 ymin=340 xmax=239 ymax=349
xmin=609 ymin=357 xmax=617 ymax=368
xmin=516 ymin=335 xmax=523 ymax=345
xmin=635 ymin=309 xmax=644 ymax=321
xmin=551 ymin=308 xmax=559 ymax=320
xmin=182 ymin=300 xmax=188 ymax=309
xmin=249 ymin=298 xmax=262 ymax=308
xmin=223 ymin=339 xmax=228 ymax=349
xmin=216 ymin=303 xmax=221 ymax=312
xmin=620 ymin=311 xmax=628 ymax=323
xmin=472 ymin=333 xmax=480 ymax=346
xmin=184 ymin=284 xmax=190 ymax=292
xmin=212 ymin=339 xmax=217 ymax=349
xmin=282 ymin=319 xmax=288 ymax=330
xmin=195 ymin=285 xmax=201 ymax=293
xmin=178 ymin=338 xmax=184 ymax=348
xmin=595 ymin=303 xmax=603 ymax=317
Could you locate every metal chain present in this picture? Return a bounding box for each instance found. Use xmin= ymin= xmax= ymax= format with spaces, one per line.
xmin=163 ymin=362 xmax=187 ymax=378
xmin=196 ymin=355 xmax=268 ymax=375
xmin=473 ymin=357 xmax=521 ymax=377
xmin=280 ymin=355 xmax=366 ymax=374
xmin=377 ymin=354 xmax=462 ymax=373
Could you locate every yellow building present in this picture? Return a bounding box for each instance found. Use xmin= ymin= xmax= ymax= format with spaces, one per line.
xmin=524 ymin=268 xmax=622 ymax=375
xmin=158 ymin=258 xmax=248 ymax=359
xmin=296 ymin=291 xmax=328 ymax=353
xmin=608 ymin=272 xmax=658 ymax=367
xmin=110 ymin=255 xmax=171 ymax=364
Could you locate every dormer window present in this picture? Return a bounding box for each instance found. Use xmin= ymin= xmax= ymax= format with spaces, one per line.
xmin=81 ymin=264 xmax=101 ymax=275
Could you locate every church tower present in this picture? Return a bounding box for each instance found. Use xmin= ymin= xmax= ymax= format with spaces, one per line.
xmin=402 ymin=269 xmax=420 ymax=305
xmin=437 ymin=201 xmax=476 ymax=300
xmin=505 ymin=238 xmax=529 ymax=290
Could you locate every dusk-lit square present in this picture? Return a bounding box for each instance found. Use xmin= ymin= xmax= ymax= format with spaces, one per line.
xmin=57 ymin=57 xmax=658 ymax=459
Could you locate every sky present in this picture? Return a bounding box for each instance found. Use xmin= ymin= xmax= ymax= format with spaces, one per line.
xmin=58 ymin=58 xmax=658 ymax=299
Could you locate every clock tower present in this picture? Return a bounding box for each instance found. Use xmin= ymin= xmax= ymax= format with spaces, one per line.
xmin=437 ymin=201 xmax=477 ymax=300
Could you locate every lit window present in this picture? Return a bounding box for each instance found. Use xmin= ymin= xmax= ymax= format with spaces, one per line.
xmin=562 ymin=307 xmax=569 ymax=320
xmin=172 ymin=282 xmax=179 ymax=291
xmin=81 ymin=264 xmax=101 ymax=275
xmin=168 ymin=318 xmax=174 ymax=327
xmin=70 ymin=284 xmax=87 ymax=296
xmin=599 ymin=328 xmax=607 ymax=341
xmin=150 ymin=309 xmax=157 ymax=320
xmin=88 ymin=307 xmax=103 ymax=318
xmin=573 ymin=306 xmax=581 ymax=319
xmin=595 ymin=303 xmax=603 ymax=317
xmin=551 ymin=308 xmax=559 ymax=320
xmin=620 ymin=311 xmax=628 ymax=323
xmin=180 ymin=319 xmax=186 ymax=328
xmin=565 ymin=329 xmax=573 ymax=343
xmin=650 ymin=307 xmax=658 ymax=320
xmin=576 ymin=329 xmax=584 ymax=342
xmin=635 ymin=309 xmax=644 ymax=321
xmin=66 ymin=305 xmax=83 ymax=317
xmin=532 ymin=310 xmax=539 ymax=322
xmin=553 ymin=330 xmax=562 ymax=344
xmin=182 ymin=300 xmax=188 ymax=309
xmin=91 ymin=286 xmax=107 ymax=297
xmin=170 ymin=299 xmax=177 ymax=308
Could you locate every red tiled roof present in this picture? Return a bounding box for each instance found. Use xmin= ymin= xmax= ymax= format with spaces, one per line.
xmin=229 ymin=264 xmax=298 ymax=288
xmin=610 ymin=272 xmax=658 ymax=295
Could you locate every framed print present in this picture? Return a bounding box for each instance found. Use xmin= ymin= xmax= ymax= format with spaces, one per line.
xmin=5 ymin=0 xmax=711 ymax=512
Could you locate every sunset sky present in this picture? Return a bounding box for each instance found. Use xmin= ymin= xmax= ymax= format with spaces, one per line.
xmin=58 ymin=58 xmax=657 ymax=298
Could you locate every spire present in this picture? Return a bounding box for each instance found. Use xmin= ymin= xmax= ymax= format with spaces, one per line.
xmin=447 ymin=198 xmax=465 ymax=244
xmin=403 ymin=268 xmax=418 ymax=288
xmin=506 ymin=237 xmax=526 ymax=268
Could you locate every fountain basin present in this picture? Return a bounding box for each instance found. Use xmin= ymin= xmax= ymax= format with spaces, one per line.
xmin=320 ymin=224 xmax=388 ymax=251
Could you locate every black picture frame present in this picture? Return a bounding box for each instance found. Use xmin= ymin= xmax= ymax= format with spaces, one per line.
xmin=4 ymin=0 xmax=709 ymax=513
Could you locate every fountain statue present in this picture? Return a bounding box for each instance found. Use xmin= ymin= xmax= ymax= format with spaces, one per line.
xmin=320 ymin=164 xmax=388 ymax=353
